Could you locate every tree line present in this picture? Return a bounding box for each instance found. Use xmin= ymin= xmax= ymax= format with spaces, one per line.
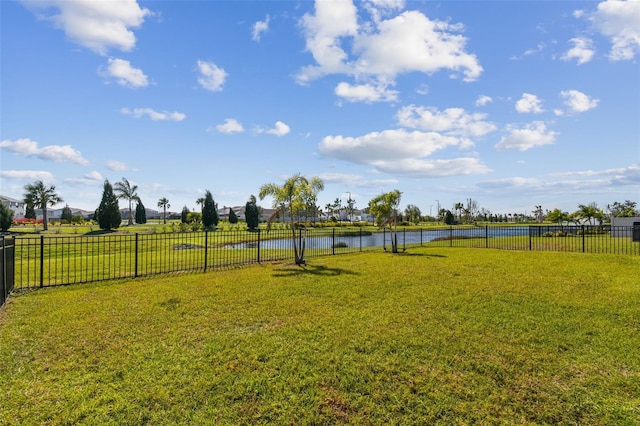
xmin=1 ymin=177 xmax=638 ymax=239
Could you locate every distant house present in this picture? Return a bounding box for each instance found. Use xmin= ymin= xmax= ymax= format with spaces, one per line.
xmin=218 ymin=206 xmax=246 ymax=222
xmin=0 ymin=195 xmax=26 ymax=219
xmin=611 ymin=217 xmax=640 ymax=240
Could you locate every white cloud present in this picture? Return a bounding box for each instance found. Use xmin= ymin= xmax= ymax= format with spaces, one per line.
xmin=298 ymin=0 xmax=359 ymax=83
xmin=562 ymin=37 xmax=595 ymax=64
xmin=590 ymin=0 xmax=640 ymax=61
xmin=266 ymin=121 xmax=291 ymax=136
xmin=252 ymin=15 xmax=270 ymax=42
xmin=318 ymin=128 xmax=490 ymax=177
xmin=216 ymin=118 xmax=244 ymax=134
xmin=106 ymin=160 xmax=134 ymax=172
xmin=515 ymin=93 xmax=544 ymax=114
xmin=0 ymin=169 xmax=56 ymax=183
xmin=335 ymin=81 xmax=398 ymax=103
xmin=319 ymin=172 xmax=399 ymax=187
xmin=559 ymin=90 xmax=599 ymax=113
xmin=0 ymin=138 xmax=89 ymax=165
xmin=477 ymin=164 xmax=640 ymax=195
xmin=23 ymin=0 xmax=151 ymax=55
xmin=475 ymin=95 xmax=493 ymax=107
xmin=65 ymin=170 xmax=104 ymax=185
xmin=374 ymin=157 xmax=491 ymax=177
xmin=121 ymin=107 xmax=186 ymax=121
xmin=197 ymin=60 xmax=228 ymax=92
xmin=352 ymin=11 xmax=482 ymax=81
xmin=495 ymin=121 xmax=557 ymax=151
xmin=297 ymin=1 xmax=482 ymax=98
xmin=103 ymin=58 xmax=148 ymax=88
xmin=396 ymin=105 xmax=496 ymax=138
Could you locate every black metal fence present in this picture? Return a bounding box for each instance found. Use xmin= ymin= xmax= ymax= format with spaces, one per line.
xmin=1 ymin=236 xmax=16 ymax=308
xmin=3 ymin=225 xmax=639 ymax=294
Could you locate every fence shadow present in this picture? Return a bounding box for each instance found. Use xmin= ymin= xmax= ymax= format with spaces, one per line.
xmin=272 ymin=263 xmax=359 ymax=278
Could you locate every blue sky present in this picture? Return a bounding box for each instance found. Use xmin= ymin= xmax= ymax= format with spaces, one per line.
xmin=1 ymin=0 xmax=639 ymax=217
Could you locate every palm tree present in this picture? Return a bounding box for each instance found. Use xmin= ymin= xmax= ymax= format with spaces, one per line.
xmin=575 ymin=203 xmax=604 ymax=226
xmin=158 ymin=197 xmax=170 ymax=224
xmin=259 ymin=173 xmax=324 ymax=265
xmin=196 ymin=197 xmax=205 ymax=213
xmin=23 ymin=180 xmax=63 ymax=231
xmin=368 ymin=190 xmax=402 ymax=253
xmin=113 ymin=178 xmax=139 ymax=226
xmin=454 ymin=202 xmax=464 ymax=224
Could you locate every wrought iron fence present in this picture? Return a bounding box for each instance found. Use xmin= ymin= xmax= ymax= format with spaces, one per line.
xmin=1 ymin=236 xmax=16 ymax=308
xmin=5 ymin=225 xmax=639 ymax=292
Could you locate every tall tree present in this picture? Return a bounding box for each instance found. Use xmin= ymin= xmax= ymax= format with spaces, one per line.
xmin=181 ymin=206 xmax=190 ymax=223
xmin=0 ymin=202 xmax=13 ymax=232
xmin=114 ymin=178 xmax=139 ymax=226
xmin=135 ymin=201 xmax=147 ymax=224
xmin=61 ymin=204 xmax=73 ymax=223
xmin=95 ymin=180 xmax=121 ymax=231
xmin=228 ymin=207 xmax=238 ymax=224
xmin=245 ymin=195 xmax=260 ymax=231
xmin=346 ymin=194 xmax=356 ymax=222
xmin=259 ymin=173 xmax=324 ymax=265
xmin=23 ymin=180 xmax=63 ymax=231
xmin=201 ymin=191 xmax=219 ymax=230
xmin=368 ymin=189 xmax=402 ymax=253
xmin=24 ymin=201 xmax=36 ymax=220
xmin=157 ymin=197 xmax=170 ymax=224
xmin=454 ymin=202 xmax=464 ymax=224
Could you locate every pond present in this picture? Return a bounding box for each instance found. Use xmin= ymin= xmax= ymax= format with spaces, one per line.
xmin=227 ymin=227 xmax=530 ymax=250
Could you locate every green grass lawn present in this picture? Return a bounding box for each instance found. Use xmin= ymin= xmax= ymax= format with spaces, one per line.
xmin=1 ymin=248 xmax=639 ymax=424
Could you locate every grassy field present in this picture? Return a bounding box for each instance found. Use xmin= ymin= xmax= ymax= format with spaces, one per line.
xmin=1 ymin=248 xmax=639 ymax=424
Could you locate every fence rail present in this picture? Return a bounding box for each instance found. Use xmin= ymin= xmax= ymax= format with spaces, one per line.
xmin=2 ymin=225 xmax=639 ymax=296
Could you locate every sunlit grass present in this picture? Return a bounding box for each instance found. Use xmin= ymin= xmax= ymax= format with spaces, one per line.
xmin=1 ymin=248 xmax=639 ymax=424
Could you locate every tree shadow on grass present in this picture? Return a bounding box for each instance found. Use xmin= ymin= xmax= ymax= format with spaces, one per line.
xmin=84 ymin=230 xmax=117 ymax=236
xmin=272 ymin=263 xmax=360 ymax=278
xmin=398 ymin=252 xmax=448 ymax=258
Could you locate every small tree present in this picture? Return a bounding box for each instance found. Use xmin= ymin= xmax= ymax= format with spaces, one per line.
xmin=259 ymin=173 xmax=324 ymax=265
xmin=114 ymin=177 xmax=139 ymax=226
xmin=25 ymin=202 xmax=36 ymax=220
xmin=96 ymin=180 xmax=121 ymax=231
xmin=245 ymin=195 xmax=260 ymax=231
xmin=135 ymin=201 xmax=147 ymax=224
xmin=158 ymin=197 xmax=170 ymax=224
xmin=61 ymin=204 xmax=73 ymax=223
xmin=368 ymin=189 xmax=402 ymax=253
xmin=181 ymin=206 xmax=189 ymax=223
xmin=444 ymin=210 xmax=455 ymax=225
xmin=228 ymin=207 xmax=238 ymax=224
xmin=201 ymin=190 xmax=219 ymax=230
xmin=23 ymin=180 xmax=63 ymax=231
xmin=0 ymin=202 xmax=14 ymax=232
xmin=404 ymin=204 xmax=422 ymax=225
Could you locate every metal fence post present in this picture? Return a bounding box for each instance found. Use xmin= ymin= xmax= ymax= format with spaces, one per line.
xmin=359 ymin=228 xmax=362 ymax=252
xmin=204 ymin=230 xmax=209 ymax=271
xmin=450 ymin=226 xmax=453 ymax=247
xmin=1 ymin=236 xmax=5 ymax=307
xmin=40 ymin=235 xmax=44 ymax=288
xmin=134 ymin=233 xmax=139 ymax=278
xmin=257 ymin=229 xmax=261 ymax=263
xmin=582 ymin=225 xmax=585 ymax=253
xmin=529 ymin=226 xmax=532 ymax=251
xmin=332 ymin=228 xmax=335 ymax=255
xmin=485 ymin=225 xmax=489 ymax=249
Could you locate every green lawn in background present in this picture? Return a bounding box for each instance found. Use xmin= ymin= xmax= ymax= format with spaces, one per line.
xmin=1 ymin=248 xmax=639 ymax=424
